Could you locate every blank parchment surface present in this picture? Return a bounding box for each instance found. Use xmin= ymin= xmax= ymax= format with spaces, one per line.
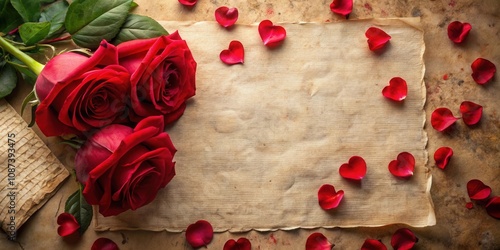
xmin=95 ymin=18 xmax=435 ymax=232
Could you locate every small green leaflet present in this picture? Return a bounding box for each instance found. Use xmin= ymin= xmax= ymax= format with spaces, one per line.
xmin=39 ymin=0 xmax=69 ymax=38
xmin=0 ymin=62 xmax=17 ymax=99
xmin=65 ymin=186 xmax=92 ymax=235
xmin=65 ymin=0 xmax=132 ymax=49
xmin=10 ymin=0 xmax=41 ymax=22
xmin=0 ymin=1 xmax=24 ymax=34
xmin=113 ymin=14 xmax=168 ymax=45
xmin=19 ymin=21 xmax=51 ymax=46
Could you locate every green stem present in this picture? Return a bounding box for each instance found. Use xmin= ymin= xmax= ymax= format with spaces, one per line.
xmin=0 ymin=36 xmax=44 ymax=75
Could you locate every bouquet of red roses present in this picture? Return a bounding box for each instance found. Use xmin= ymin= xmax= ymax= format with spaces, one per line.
xmin=0 ymin=0 xmax=196 ymax=238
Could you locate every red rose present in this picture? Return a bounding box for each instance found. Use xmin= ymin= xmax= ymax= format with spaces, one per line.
xmin=74 ymin=116 xmax=176 ymax=216
xmin=117 ymin=33 xmax=197 ymax=124
xmin=35 ymin=40 xmax=130 ymax=137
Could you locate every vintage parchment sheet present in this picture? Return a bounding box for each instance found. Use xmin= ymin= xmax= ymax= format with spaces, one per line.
xmin=0 ymin=99 xmax=69 ymax=234
xmin=95 ymin=18 xmax=435 ymax=232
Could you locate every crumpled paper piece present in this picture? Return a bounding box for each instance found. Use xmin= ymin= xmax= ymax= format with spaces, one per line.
xmin=0 ymin=100 xmax=69 ymax=235
xmin=95 ymin=18 xmax=435 ymax=232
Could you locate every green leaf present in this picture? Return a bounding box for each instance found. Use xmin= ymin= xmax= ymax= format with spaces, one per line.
xmin=10 ymin=0 xmax=41 ymax=22
xmin=19 ymin=21 xmax=51 ymax=46
xmin=65 ymin=0 xmax=132 ymax=49
xmin=40 ymin=0 xmax=68 ymax=38
xmin=113 ymin=14 xmax=168 ymax=45
xmin=65 ymin=186 xmax=92 ymax=235
xmin=130 ymin=1 xmax=138 ymax=11
xmin=0 ymin=62 xmax=17 ymax=99
xmin=0 ymin=1 xmax=24 ymax=34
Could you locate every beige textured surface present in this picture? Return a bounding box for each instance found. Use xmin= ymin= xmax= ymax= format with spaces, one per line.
xmin=0 ymin=99 xmax=69 ymax=235
xmin=0 ymin=0 xmax=498 ymax=249
xmin=94 ymin=18 xmax=434 ymax=232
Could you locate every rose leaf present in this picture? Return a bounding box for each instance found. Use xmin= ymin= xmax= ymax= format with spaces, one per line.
xmin=0 ymin=62 xmax=17 ymax=99
xmin=10 ymin=0 xmax=41 ymax=22
xmin=64 ymin=0 xmax=132 ymax=49
xmin=19 ymin=21 xmax=51 ymax=46
xmin=0 ymin=2 xmax=24 ymax=34
xmin=39 ymin=0 xmax=69 ymax=39
xmin=113 ymin=14 xmax=168 ymax=45
xmin=65 ymin=185 xmax=92 ymax=235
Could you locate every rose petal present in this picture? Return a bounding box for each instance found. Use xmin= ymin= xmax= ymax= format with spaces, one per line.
xmin=305 ymin=232 xmax=334 ymax=250
xmin=186 ymin=220 xmax=213 ymax=248
xmin=258 ymin=20 xmax=286 ymax=48
xmin=91 ymin=238 xmax=119 ymax=250
xmin=467 ymin=179 xmax=491 ymax=201
xmin=361 ymin=239 xmax=388 ymax=250
xmin=459 ymin=101 xmax=483 ymax=126
xmin=391 ymin=228 xmax=417 ymax=250
xmin=366 ymin=27 xmax=392 ymax=51
xmin=431 ymin=107 xmax=459 ymax=132
xmin=318 ymin=184 xmax=344 ymax=210
xmin=447 ymin=21 xmax=472 ymax=43
xmin=388 ymin=152 xmax=415 ymax=178
xmin=434 ymin=146 xmax=453 ymax=169
xmin=382 ymin=77 xmax=407 ymax=101
xmin=471 ymin=58 xmax=496 ymax=85
xmin=215 ymin=6 xmax=239 ymax=28
xmin=329 ymin=0 xmax=353 ymax=18
xmin=339 ymin=156 xmax=367 ymax=181
xmin=178 ymin=0 xmax=197 ymax=7
xmin=486 ymin=197 xmax=500 ymax=219
xmin=56 ymin=213 xmax=80 ymax=237
xmin=220 ymin=40 xmax=244 ymax=65
xmin=223 ymin=238 xmax=251 ymax=250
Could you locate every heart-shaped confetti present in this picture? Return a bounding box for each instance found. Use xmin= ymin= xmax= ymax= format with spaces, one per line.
xmin=447 ymin=21 xmax=471 ymax=44
xmin=471 ymin=58 xmax=496 ymax=85
xmin=486 ymin=197 xmax=500 ymax=219
xmin=186 ymin=220 xmax=213 ymax=248
xmin=258 ymin=20 xmax=286 ymax=48
xmin=467 ymin=179 xmax=491 ymax=201
xmin=57 ymin=213 xmax=80 ymax=237
xmin=388 ymin=152 xmax=415 ymax=178
xmin=306 ymin=232 xmax=334 ymax=250
xmin=215 ymin=6 xmax=239 ymax=28
xmin=329 ymin=0 xmax=353 ymax=18
xmin=220 ymin=40 xmax=244 ymax=65
xmin=91 ymin=238 xmax=119 ymax=250
xmin=431 ymin=107 xmax=459 ymax=132
xmin=434 ymin=146 xmax=453 ymax=170
xmin=365 ymin=27 xmax=392 ymax=51
xmin=391 ymin=228 xmax=418 ymax=250
xmin=361 ymin=239 xmax=388 ymax=250
xmin=382 ymin=77 xmax=407 ymax=101
xmin=339 ymin=156 xmax=367 ymax=181
xmin=459 ymin=101 xmax=483 ymax=126
xmin=318 ymin=184 xmax=344 ymax=210
xmin=178 ymin=0 xmax=197 ymax=7
xmin=223 ymin=237 xmax=251 ymax=250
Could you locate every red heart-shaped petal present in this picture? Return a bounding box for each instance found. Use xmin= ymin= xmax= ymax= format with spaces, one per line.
xmin=57 ymin=212 xmax=80 ymax=237
xmin=471 ymin=58 xmax=496 ymax=85
xmin=220 ymin=40 xmax=244 ymax=65
xmin=467 ymin=179 xmax=491 ymax=201
xmin=361 ymin=239 xmax=388 ymax=250
xmin=382 ymin=77 xmax=407 ymax=101
xmin=258 ymin=20 xmax=286 ymax=48
xmin=391 ymin=228 xmax=417 ymax=250
xmin=318 ymin=184 xmax=344 ymax=210
xmin=365 ymin=27 xmax=392 ymax=51
xmin=447 ymin=21 xmax=472 ymax=44
xmin=186 ymin=220 xmax=213 ymax=248
xmin=459 ymin=101 xmax=483 ymax=126
xmin=178 ymin=0 xmax=197 ymax=7
xmin=431 ymin=107 xmax=459 ymax=132
xmin=215 ymin=6 xmax=239 ymax=28
xmin=329 ymin=0 xmax=353 ymax=18
xmin=223 ymin=237 xmax=251 ymax=250
xmin=91 ymin=238 xmax=119 ymax=250
xmin=434 ymin=146 xmax=453 ymax=170
xmin=306 ymin=232 xmax=334 ymax=250
xmin=339 ymin=156 xmax=367 ymax=181
xmin=486 ymin=196 xmax=500 ymax=219
xmin=388 ymin=152 xmax=415 ymax=178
